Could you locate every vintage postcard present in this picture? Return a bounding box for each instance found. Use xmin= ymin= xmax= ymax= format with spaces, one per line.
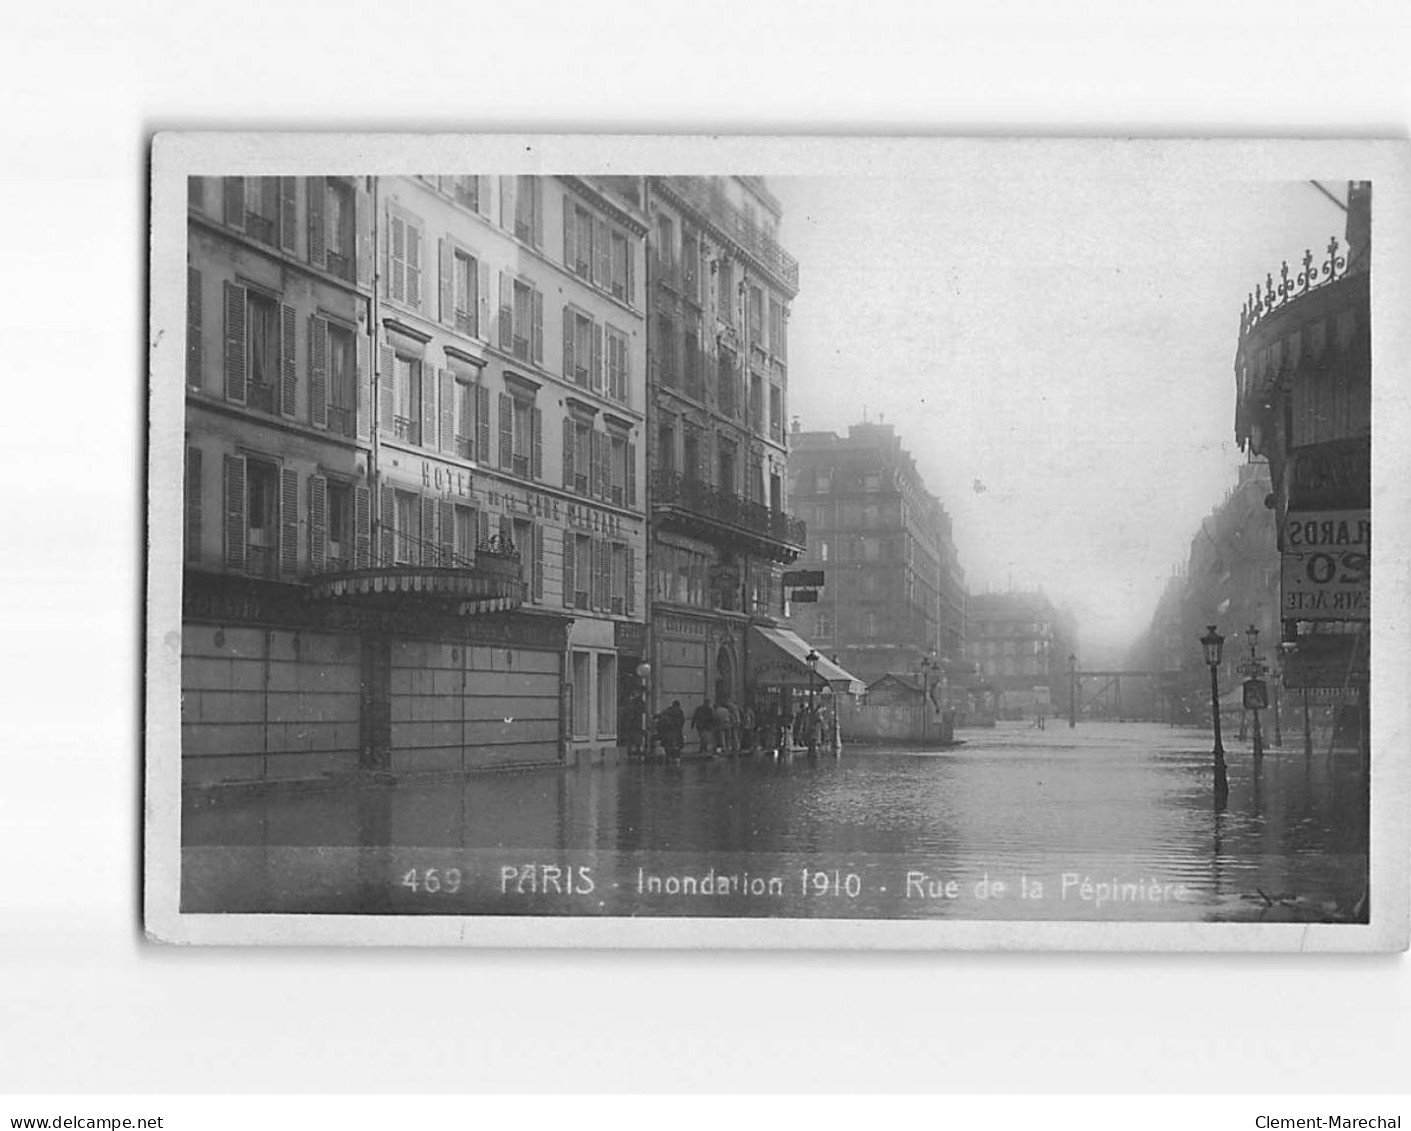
xmin=144 ymin=134 xmax=1410 ymax=949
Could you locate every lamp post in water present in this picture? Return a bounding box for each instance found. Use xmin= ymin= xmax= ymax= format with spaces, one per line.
xmin=1068 ymin=653 xmax=1077 ymax=728
xmin=1246 ymin=623 xmax=1264 ymax=770
xmin=920 ymin=650 xmax=937 ymax=745
xmin=1201 ymin=625 xmax=1230 ymax=808
xmin=805 ymin=648 xmax=820 ymax=756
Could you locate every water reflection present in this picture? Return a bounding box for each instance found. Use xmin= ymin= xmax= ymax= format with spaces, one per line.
xmin=182 ymin=722 xmax=1369 ymax=922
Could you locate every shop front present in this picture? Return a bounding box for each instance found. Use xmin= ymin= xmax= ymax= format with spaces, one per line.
xmin=747 ymin=625 xmax=864 ymax=751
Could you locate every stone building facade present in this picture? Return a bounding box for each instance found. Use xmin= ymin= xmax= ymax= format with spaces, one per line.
xmin=182 ymin=174 xmax=647 ymax=788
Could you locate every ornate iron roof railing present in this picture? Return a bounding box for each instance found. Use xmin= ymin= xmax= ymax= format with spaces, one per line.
xmin=1239 ymin=236 xmax=1349 ymax=338
xmin=652 ymin=469 xmax=806 ymax=549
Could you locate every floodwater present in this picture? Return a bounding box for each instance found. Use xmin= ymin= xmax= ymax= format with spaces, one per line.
xmin=182 ymin=721 xmax=1370 ymax=923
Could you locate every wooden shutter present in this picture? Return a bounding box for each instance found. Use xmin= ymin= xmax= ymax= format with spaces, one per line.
xmin=499 ymin=175 xmax=515 ymax=229
xmin=531 ymin=287 xmax=543 ymax=364
xmin=562 ymin=531 xmax=575 ymax=607
xmin=532 ymin=524 xmax=544 ymax=601
xmin=406 ymin=222 xmax=422 ymax=308
xmin=598 ymin=432 xmax=612 ymax=500
xmin=184 ymin=447 xmax=202 ymax=563
xmin=420 ymin=496 xmax=437 ymax=567
xmin=591 ymin=321 xmax=603 ymax=390
xmin=222 ymin=177 xmax=244 ymax=229
xmin=438 ymin=499 xmax=455 ymax=566
xmin=306 ymin=177 xmax=326 ymax=268
xmin=595 ymin=536 xmax=609 ymax=611
xmin=279 ymin=303 xmax=297 ymax=418
xmin=531 ymin=406 xmax=543 ymax=480
xmin=476 ymin=384 xmax=490 ymax=464
xmin=379 ymin=484 xmax=396 ymax=564
xmin=420 ymin=363 xmax=435 ymax=450
xmin=439 ymin=368 xmax=454 ymax=453
xmin=279 ymin=177 xmax=297 ymax=253
xmin=439 ymin=238 xmax=454 ymax=326
xmin=477 ymin=260 xmax=490 ymax=341
xmin=477 ymin=509 xmax=489 ymax=552
xmin=562 ymin=420 xmax=575 ymax=492
xmin=354 ymin=181 xmax=373 ymax=288
xmin=531 ymin=178 xmax=544 ymax=247
xmin=498 ymin=272 xmax=512 ymax=350
xmin=498 ymin=392 xmax=512 ymax=469
xmin=186 ymin=266 xmax=202 ymax=389
xmin=594 ymin=218 xmax=610 ymax=287
xmin=589 ymin=430 xmax=602 ymax=500
xmin=626 ymin=544 xmax=636 ymax=614
xmin=354 ymin=485 xmax=371 ymax=568
xmin=563 ymin=195 xmax=576 ymax=268
xmin=562 ymin=306 xmax=574 ymax=380
xmin=355 ymin=327 xmax=370 ymax=443
xmin=223 ymin=454 xmax=246 ymax=572
xmin=389 ymin=212 xmax=406 ymax=302
xmin=309 ymin=315 xmax=328 ymax=429
xmin=279 ymin=467 xmax=299 ymax=576
xmin=378 ymin=344 xmax=395 ymax=437
xmin=222 ymin=281 xmax=246 ymax=404
xmin=309 ymin=474 xmax=327 ymax=573
xmin=627 ymin=441 xmax=637 ymax=508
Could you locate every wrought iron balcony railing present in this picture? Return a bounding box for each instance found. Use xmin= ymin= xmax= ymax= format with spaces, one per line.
xmin=657 ymin=177 xmax=800 ymax=292
xmin=651 ymin=469 xmax=806 ymax=550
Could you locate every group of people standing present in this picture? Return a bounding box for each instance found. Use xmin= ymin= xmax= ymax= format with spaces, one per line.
xmin=645 ymin=697 xmax=836 ymax=759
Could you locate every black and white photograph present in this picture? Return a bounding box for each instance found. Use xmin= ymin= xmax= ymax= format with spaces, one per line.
xmin=144 ymin=136 xmax=1408 ymax=950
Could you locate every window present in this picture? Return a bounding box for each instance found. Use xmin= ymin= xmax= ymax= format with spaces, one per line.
xmin=816 ymin=469 xmax=832 ymax=493
xmin=450 ymin=176 xmax=479 ymax=212
xmin=769 ymin=297 xmax=785 ymax=358
xmin=513 ymin=400 xmax=533 ymax=478
xmin=327 ymin=482 xmax=353 ymax=569
xmin=748 ymin=285 xmax=764 ymax=347
xmin=454 ymin=379 xmax=476 ymax=460
xmin=497 ymin=275 xmax=543 ymax=363
xmin=816 ymin=612 xmax=834 ymax=637
xmin=684 ymin=327 xmax=701 ymax=400
xmin=513 ymin=518 xmax=533 ymax=601
xmin=717 ymin=438 xmax=736 ymax=496
xmin=748 ymin=453 xmax=764 ymax=505
xmin=389 ymin=210 xmax=423 ymax=308
xmin=597 ymin=653 xmax=617 ymax=737
xmin=567 ymin=310 xmax=596 ymax=387
xmin=571 ymin=420 xmax=591 ymax=495
xmin=750 ymin=373 xmax=763 ymax=432
xmin=244 ymin=177 xmax=280 ymax=246
xmin=394 ymin=356 xmax=421 ymax=444
xmin=717 ymin=259 xmax=734 ymax=324
xmin=610 ymin=435 xmax=628 ymax=506
xmin=326 ymin=180 xmax=354 ymax=280
xmin=606 ymin=326 xmax=628 ymax=404
xmin=572 ymin=205 xmax=594 ymax=278
xmin=610 ymin=544 xmax=628 ymax=615
xmin=246 ymin=460 xmax=279 ymax=577
xmin=453 ymin=249 xmax=477 ymax=335
xmin=683 ymin=428 xmax=701 ymax=482
xmin=573 ymin=534 xmax=592 ymax=609
xmin=658 ymin=424 xmax=675 ymax=475
xmin=571 ymin=651 xmax=591 ymax=738
xmin=656 ymin=313 xmax=676 ymax=386
xmin=393 ymin=490 xmax=418 ymax=563
xmin=246 ymin=291 xmax=279 ymax=413
xmin=769 ymin=385 xmax=782 ymax=441
xmin=717 ymin=348 xmax=736 ymax=417
xmin=865 ymin=610 xmax=880 ymax=639
xmin=610 ymin=230 xmax=632 ymax=302
xmin=512 ymin=280 xmax=534 ymax=361
xmin=656 ymin=214 xmax=675 ymax=273
xmin=453 ymin=505 xmax=477 ymax=564
xmin=681 ymin=230 xmax=698 ymax=301
xmin=514 ymin=176 xmax=541 ymax=245
xmin=327 ymin=323 xmax=355 ymax=437
xmin=820 ymin=540 xmax=829 ymax=562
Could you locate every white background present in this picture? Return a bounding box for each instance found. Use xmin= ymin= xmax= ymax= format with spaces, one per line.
xmin=2 ymin=0 xmax=1410 ymax=1095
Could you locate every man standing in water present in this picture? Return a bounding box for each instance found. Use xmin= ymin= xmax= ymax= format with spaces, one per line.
xmin=691 ymin=699 xmax=715 ymax=755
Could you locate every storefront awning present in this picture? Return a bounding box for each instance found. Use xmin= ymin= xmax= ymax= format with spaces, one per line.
xmin=749 ymin=626 xmax=865 ymax=695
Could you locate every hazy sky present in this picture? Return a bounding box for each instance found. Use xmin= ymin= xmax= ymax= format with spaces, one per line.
xmin=771 ymin=173 xmax=1349 ymax=657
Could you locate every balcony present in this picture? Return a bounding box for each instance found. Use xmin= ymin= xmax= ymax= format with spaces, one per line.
xmin=651 ymin=469 xmax=806 ymax=563
xmin=392 ymin=416 xmax=420 ymax=444
xmin=307 ymin=530 xmax=524 ymax=615
xmin=656 ymin=177 xmax=800 ymax=294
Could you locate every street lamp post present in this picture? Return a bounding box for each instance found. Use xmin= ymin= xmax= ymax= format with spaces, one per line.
xmin=635 ymin=661 xmax=652 ymax=758
xmin=1246 ymin=624 xmax=1264 ymax=771
xmin=920 ymin=650 xmax=937 ymax=746
xmin=1201 ymin=625 xmax=1230 ymax=808
xmin=1068 ymin=653 xmax=1077 ymax=728
xmin=805 ymin=648 xmax=820 ymax=756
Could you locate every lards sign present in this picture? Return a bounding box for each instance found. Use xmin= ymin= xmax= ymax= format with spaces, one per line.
xmin=1280 ymin=509 xmax=1369 ymax=620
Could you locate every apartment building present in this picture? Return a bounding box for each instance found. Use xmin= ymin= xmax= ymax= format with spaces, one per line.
xmin=182 ymin=174 xmax=648 ymax=787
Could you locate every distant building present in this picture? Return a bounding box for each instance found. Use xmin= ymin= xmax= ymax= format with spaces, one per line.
xmin=963 ymin=590 xmax=1075 ymax=718
xmin=786 ymin=420 xmax=966 ymax=685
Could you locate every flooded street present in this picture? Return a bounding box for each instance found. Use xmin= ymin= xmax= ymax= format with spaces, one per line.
xmin=183 ymin=721 xmax=1369 ymax=923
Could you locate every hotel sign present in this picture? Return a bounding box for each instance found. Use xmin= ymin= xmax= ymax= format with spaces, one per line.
xmin=1280 ymin=509 xmax=1369 ymax=621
